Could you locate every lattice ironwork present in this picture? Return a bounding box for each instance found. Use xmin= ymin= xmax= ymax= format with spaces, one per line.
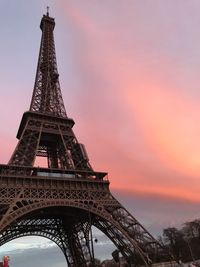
xmin=30 ymin=13 xmax=66 ymax=118
xmin=0 ymin=10 xmax=171 ymax=267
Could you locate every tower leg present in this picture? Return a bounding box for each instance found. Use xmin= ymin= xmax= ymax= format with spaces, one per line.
xmin=57 ymin=218 xmax=94 ymax=267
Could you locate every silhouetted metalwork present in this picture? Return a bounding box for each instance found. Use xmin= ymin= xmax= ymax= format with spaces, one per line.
xmin=0 ymin=11 xmax=169 ymax=266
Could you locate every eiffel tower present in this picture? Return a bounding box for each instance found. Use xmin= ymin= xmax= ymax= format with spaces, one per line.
xmin=0 ymin=10 xmax=168 ymax=267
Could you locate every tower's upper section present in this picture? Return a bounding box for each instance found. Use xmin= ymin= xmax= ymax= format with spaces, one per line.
xmin=29 ymin=11 xmax=67 ymax=118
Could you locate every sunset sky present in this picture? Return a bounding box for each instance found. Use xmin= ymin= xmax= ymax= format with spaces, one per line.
xmin=1 ymin=0 xmax=200 ymax=266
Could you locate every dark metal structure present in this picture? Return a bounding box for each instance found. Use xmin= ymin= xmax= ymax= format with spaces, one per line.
xmin=0 ymin=11 xmax=168 ymax=266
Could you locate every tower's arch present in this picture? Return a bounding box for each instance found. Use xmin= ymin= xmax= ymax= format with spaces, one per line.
xmin=0 ymin=203 xmax=157 ymax=265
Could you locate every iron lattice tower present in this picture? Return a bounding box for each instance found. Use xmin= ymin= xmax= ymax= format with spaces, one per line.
xmin=0 ymin=11 xmax=169 ymax=266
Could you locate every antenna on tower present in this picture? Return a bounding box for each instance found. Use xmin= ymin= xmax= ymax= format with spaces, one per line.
xmin=47 ymin=6 xmax=49 ymax=16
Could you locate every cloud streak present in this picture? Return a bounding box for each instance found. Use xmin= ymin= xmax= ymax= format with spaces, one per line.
xmin=57 ymin=1 xmax=200 ymax=203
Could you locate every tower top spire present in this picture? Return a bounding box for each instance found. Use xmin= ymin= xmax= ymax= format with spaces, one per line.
xmin=30 ymin=12 xmax=67 ymax=118
xmin=46 ymin=6 xmax=49 ymax=16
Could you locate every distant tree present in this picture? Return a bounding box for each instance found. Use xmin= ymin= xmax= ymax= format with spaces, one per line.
xmin=161 ymin=219 xmax=200 ymax=262
xmin=163 ymin=227 xmax=186 ymax=261
xmin=183 ymin=219 xmax=200 ymax=239
xmin=182 ymin=219 xmax=200 ymax=261
xmin=88 ymin=258 xmax=101 ymax=266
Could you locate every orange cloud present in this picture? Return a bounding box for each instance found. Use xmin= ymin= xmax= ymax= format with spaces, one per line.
xmin=124 ymin=80 xmax=200 ymax=176
xmin=57 ymin=2 xmax=200 ymax=203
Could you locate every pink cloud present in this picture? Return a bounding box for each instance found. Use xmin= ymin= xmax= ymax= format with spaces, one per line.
xmin=56 ymin=1 xmax=200 ymax=203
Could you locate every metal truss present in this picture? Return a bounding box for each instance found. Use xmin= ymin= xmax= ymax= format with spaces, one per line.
xmin=9 ymin=113 xmax=92 ymax=171
xmin=30 ymin=13 xmax=66 ymax=118
xmin=0 ymin=164 xmax=168 ymax=266
xmin=0 ymin=10 xmax=171 ymax=267
xmin=0 ymin=218 xmax=92 ymax=267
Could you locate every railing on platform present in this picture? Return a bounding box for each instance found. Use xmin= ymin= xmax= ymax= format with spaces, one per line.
xmin=0 ymin=164 xmax=108 ymax=181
